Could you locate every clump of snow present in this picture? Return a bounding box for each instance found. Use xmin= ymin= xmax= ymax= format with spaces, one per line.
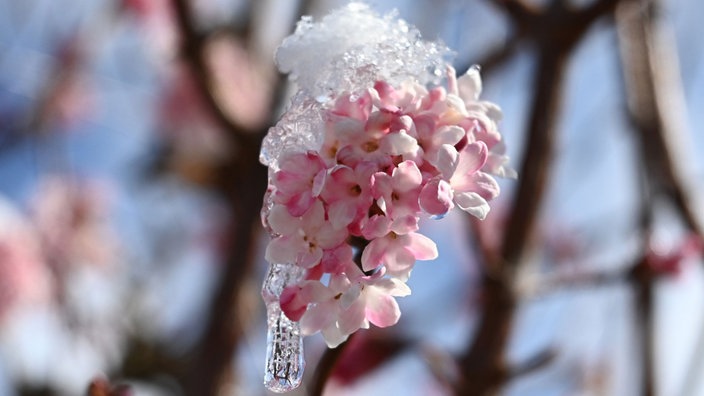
xmin=260 ymin=2 xmax=454 ymax=169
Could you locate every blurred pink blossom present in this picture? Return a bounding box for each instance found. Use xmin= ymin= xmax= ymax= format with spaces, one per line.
xmin=31 ymin=177 xmax=120 ymax=270
xmin=0 ymin=198 xmax=51 ymax=322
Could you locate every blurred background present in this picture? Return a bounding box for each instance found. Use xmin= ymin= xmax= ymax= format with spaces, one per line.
xmin=0 ymin=0 xmax=703 ymax=395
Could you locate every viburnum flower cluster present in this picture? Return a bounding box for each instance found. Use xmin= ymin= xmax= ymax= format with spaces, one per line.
xmin=263 ymin=66 xmax=514 ymax=347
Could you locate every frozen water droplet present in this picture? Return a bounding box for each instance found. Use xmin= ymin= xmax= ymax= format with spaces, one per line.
xmin=264 ymin=305 xmax=305 ymax=393
xmin=262 ymin=263 xmax=305 ymax=392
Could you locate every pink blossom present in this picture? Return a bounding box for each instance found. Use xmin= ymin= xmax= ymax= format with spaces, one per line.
xmin=272 ymin=151 xmax=327 ymax=216
xmin=319 ymin=162 xmax=375 ymax=229
xmin=265 ymin=200 xmax=348 ymax=268
xmin=262 ymin=66 xmax=512 ymax=346
xmin=297 ymin=263 xmax=411 ymax=348
xmin=371 ymin=160 xmax=423 ymax=232
xmin=361 ymin=231 xmax=438 ymax=280
xmin=423 ymin=141 xmax=500 ymax=219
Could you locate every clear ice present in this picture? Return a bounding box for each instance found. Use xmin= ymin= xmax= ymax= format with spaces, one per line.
xmin=259 ymin=2 xmax=454 ymax=170
xmin=260 ymin=2 xmax=455 ymax=392
xmin=262 ymin=263 xmax=305 ymax=393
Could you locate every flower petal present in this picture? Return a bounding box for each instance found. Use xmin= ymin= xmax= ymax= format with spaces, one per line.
xmin=265 ymin=235 xmax=300 ymax=264
xmin=364 ymin=291 xmax=401 ymax=328
xmin=434 ymin=144 xmax=459 ymax=180
xmin=322 ymin=324 xmax=349 ymax=348
xmin=392 ymin=161 xmax=422 ymax=192
xmin=419 ymin=178 xmax=454 ymax=216
xmin=404 ymin=232 xmax=438 ymax=261
xmin=300 ymin=302 xmax=336 ymax=335
xmin=454 ymin=191 xmax=490 ymax=220
xmin=457 ymin=66 xmax=482 ymax=101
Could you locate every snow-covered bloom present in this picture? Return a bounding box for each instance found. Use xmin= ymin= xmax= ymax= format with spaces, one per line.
xmin=261 ymin=65 xmax=513 ymax=347
xmin=260 ymin=2 xmax=514 ymax=351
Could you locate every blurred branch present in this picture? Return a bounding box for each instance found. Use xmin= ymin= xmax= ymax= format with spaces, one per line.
xmin=171 ymin=0 xmax=255 ymax=146
xmin=310 ymin=335 xmax=355 ymax=396
xmin=458 ymin=33 xmax=520 ymax=79
xmin=615 ymin=0 xmax=704 ymax=237
xmin=616 ymin=0 xmax=704 ymax=395
xmin=457 ymin=0 xmax=624 ymax=394
xmin=508 ymin=348 xmax=557 ymax=378
xmin=489 ymin=0 xmax=539 ymax=21
xmin=169 ymin=1 xmax=319 ymax=394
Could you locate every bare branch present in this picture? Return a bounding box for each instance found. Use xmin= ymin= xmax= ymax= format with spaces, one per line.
xmin=489 ymin=0 xmax=539 ymax=21
xmin=615 ymin=0 xmax=704 ymax=237
xmin=171 ymin=0 xmax=255 ymax=145
xmin=509 ymin=348 xmax=557 ymax=378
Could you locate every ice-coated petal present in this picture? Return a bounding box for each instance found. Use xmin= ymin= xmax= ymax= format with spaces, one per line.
xmin=267 ymin=203 xmax=300 ymax=236
xmin=454 ymin=191 xmax=490 ymax=220
xmin=265 ymin=235 xmax=300 ymax=264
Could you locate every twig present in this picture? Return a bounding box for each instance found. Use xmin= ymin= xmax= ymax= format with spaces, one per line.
xmin=310 ymin=334 xmax=355 ymax=396
xmin=170 ymin=1 xmax=320 ymax=394
xmin=616 ymin=1 xmax=704 ymax=395
xmin=489 ymin=0 xmax=539 ymax=21
xmin=171 ymin=0 xmax=254 ymax=144
xmin=615 ymin=0 xmax=703 ymax=237
xmin=457 ymin=1 xmax=624 ymax=394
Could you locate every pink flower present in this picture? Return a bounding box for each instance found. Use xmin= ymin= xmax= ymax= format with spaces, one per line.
xmin=297 ymin=263 xmax=411 ymax=348
xmin=265 ymin=200 xmax=348 ymax=268
xmin=262 ymin=66 xmax=512 ymax=349
xmin=361 ymin=231 xmax=438 ymax=280
xmin=319 ymin=162 xmax=375 ymax=229
xmin=272 ymin=151 xmax=327 ymax=216
xmin=280 ymin=280 xmax=334 ymax=321
xmin=422 ymin=141 xmax=499 ymax=219
xmin=371 ymin=160 xmax=423 ymax=233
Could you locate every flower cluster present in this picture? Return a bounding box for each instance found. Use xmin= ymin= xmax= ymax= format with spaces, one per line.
xmin=263 ymin=67 xmax=514 ymax=347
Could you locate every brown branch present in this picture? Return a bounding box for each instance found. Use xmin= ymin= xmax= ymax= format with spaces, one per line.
xmin=457 ymin=0 xmax=626 ymax=394
xmin=508 ymin=348 xmax=557 ymax=378
xmin=630 ymin=256 xmax=656 ymax=396
xmin=489 ymin=0 xmax=539 ymax=21
xmin=310 ymin=335 xmax=355 ymax=396
xmin=615 ymin=0 xmax=704 ymax=394
xmin=171 ymin=0 xmax=255 ymax=144
xmin=169 ymin=1 xmax=320 ymax=394
xmin=615 ymin=0 xmax=704 ymax=237
xmin=457 ymin=34 xmax=521 ymax=80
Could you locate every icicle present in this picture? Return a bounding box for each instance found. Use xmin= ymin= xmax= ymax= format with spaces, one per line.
xmin=261 ymin=262 xmax=305 ymax=392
